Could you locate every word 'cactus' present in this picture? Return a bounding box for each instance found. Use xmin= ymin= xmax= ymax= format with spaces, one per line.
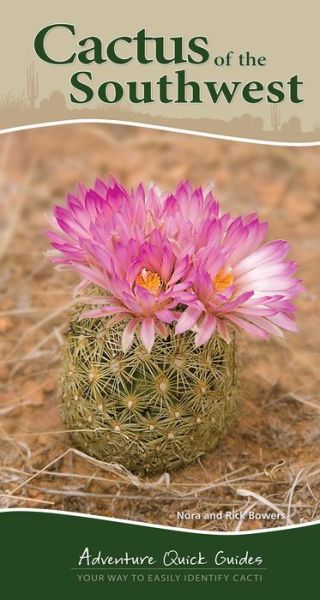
xmin=47 ymin=178 xmax=303 ymax=474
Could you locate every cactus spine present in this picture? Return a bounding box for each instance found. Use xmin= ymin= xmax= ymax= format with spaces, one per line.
xmin=60 ymin=303 xmax=239 ymax=475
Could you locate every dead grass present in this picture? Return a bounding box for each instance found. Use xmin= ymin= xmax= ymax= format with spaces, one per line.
xmin=0 ymin=123 xmax=319 ymax=531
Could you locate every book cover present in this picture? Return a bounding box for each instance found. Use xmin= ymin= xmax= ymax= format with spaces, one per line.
xmin=0 ymin=1 xmax=318 ymax=597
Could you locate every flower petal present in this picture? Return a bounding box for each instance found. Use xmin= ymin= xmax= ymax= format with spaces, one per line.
xmin=155 ymin=309 xmax=175 ymax=323
xmin=227 ymin=314 xmax=268 ymax=339
xmin=140 ymin=318 xmax=155 ymax=353
xmin=122 ymin=319 xmax=139 ymax=352
xmin=175 ymin=303 xmax=203 ymax=334
xmin=79 ymin=306 xmax=127 ymax=319
xmin=195 ymin=314 xmax=217 ymax=347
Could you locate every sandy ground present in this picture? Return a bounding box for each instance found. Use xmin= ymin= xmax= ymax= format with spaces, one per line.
xmin=0 ymin=123 xmax=319 ymax=531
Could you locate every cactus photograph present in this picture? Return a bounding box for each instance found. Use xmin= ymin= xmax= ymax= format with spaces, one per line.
xmin=46 ymin=179 xmax=302 ymax=474
xmin=0 ymin=123 xmax=318 ymax=530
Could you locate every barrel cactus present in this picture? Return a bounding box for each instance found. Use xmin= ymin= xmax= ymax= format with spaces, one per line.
xmin=61 ymin=306 xmax=238 ymax=473
xmin=46 ymin=178 xmax=303 ymax=474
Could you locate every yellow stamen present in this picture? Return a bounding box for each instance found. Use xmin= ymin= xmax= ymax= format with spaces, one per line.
xmin=136 ymin=268 xmax=162 ymax=296
xmin=213 ymin=268 xmax=234 ymax=293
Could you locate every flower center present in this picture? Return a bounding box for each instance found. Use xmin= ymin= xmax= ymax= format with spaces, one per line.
xmin=136 ymin=268 xmax=162 ymax=296
xmin=213 ymin=268 xmax=234 ymax=292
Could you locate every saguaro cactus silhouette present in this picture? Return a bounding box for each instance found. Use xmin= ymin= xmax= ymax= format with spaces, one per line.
xmin=270 ymin=105 xmax=281 ymax=131
xmin=27 ymin=62 xmax=38 ymax=110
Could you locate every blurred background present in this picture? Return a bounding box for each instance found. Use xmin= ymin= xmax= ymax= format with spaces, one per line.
xmin=0 ymin=123 xmax=319 ymax=530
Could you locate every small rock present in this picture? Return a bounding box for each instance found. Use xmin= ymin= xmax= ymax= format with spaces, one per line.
xmin=38 ymin=434 xmax=50 ymax=446
xmin=43 ymin=379 xmax=56 ymax=394
xmin=0 ymin=317 xmax=13 ymax=333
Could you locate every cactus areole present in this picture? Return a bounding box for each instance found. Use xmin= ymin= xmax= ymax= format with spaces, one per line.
xmin=46 ymin=178 xmax=303 ymax=474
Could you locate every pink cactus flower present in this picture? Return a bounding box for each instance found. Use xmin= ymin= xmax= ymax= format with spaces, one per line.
xmin=46 ymin=178 xmax=303 ymax=351
xmin=74 ymin=229 xmax=192 ymax=352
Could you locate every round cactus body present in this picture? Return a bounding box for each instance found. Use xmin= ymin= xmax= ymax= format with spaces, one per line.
xmin=60 ymin=305 xmax=239 ymax=475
